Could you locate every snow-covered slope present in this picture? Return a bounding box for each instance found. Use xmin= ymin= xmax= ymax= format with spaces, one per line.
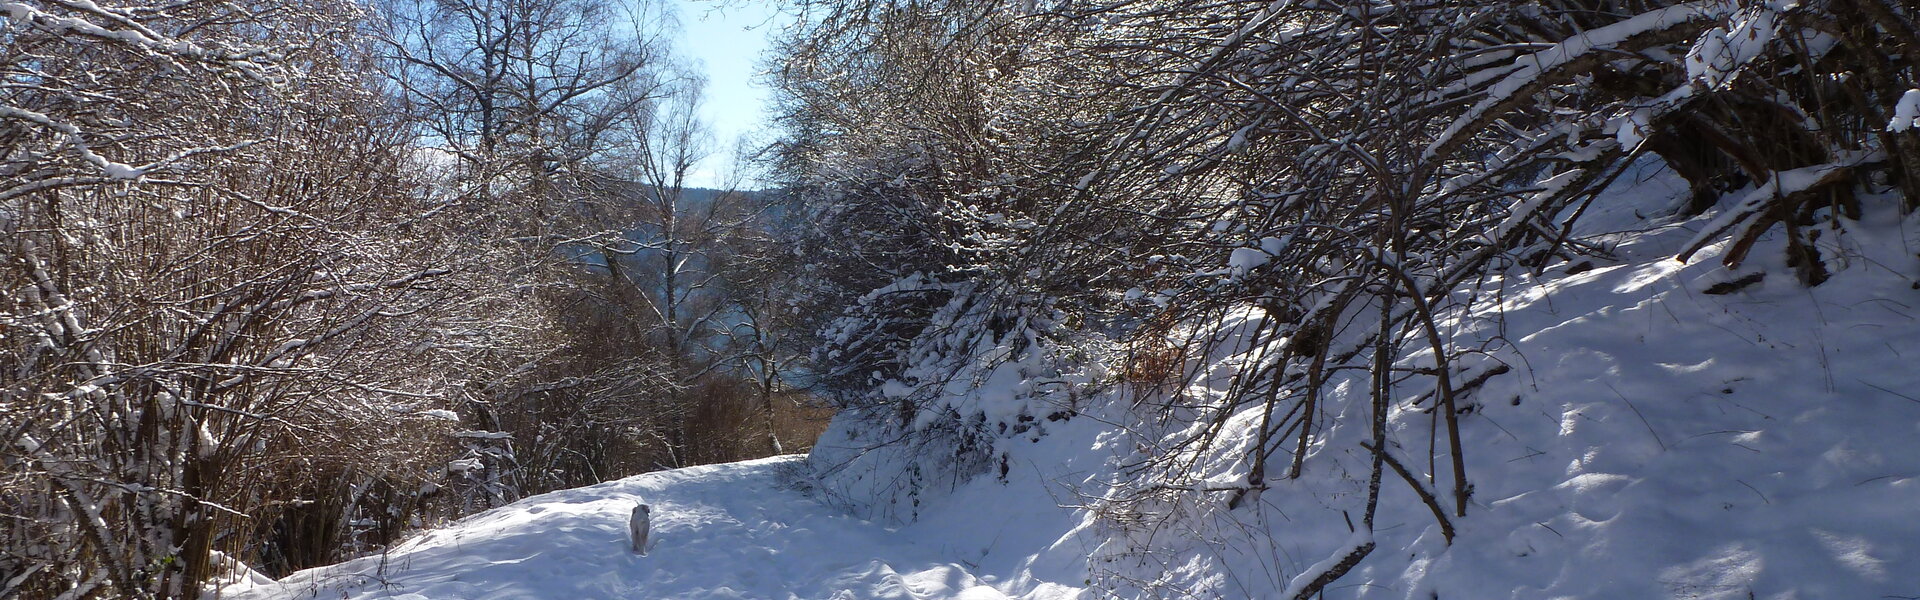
xmin=1043 ymin=171 xmax=1920 ymax=599
xmin=806 ymin=163 xmax=1920 ymax=598
xmin=1386 ymin=202 xmax=1920 ymax=599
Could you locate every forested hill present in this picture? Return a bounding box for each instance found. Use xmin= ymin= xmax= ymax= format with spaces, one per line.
xmin=7 ymin=0 xmax=1920 ymax=599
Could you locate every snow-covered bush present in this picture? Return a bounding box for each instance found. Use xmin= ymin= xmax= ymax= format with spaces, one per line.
xmin=808 ymin=274 xmax=1108 ymax=521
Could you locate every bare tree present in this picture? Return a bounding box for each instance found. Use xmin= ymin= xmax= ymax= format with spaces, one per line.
xmin=2 ymin=1 xmax=473 ymax=596
xmin=596 ymin=76 xmax=804 ymax=466
xmin=0 ymin=1 xmax=827 ymax=595
xmin=369 ymin=0 xmax=689 ymax=500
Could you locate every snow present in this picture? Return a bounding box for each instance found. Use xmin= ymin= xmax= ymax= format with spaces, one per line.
xmin=1277 ymin=531 xmax=1373 ymax=599
xmin=207 ymin=551 xmax=276 ymax=590
xmin=1890 ymin=89 xmax=1920 ymax=133
xmin=1226 ymin=236 xmax=1291 ymax=275
xmin=218 ymin=456 xmax=1093 ymax=600
xmin=1226 ymin=247 xmax=1267 ymax=272
xmin=0 ymin=104 xmax=148 ymax=180
xmin=1487 ymin=168 xmax=1583 ymax=244
xmin=1677 ymin=149 xmax=1879 ymax=261
xmin=1685 ymin=6 xmax=1780 ymax=91
xmin=0 ymin=1 xmax=239 ymax=69
xmin=1427 ymin=1 xmax=1734 ymax=160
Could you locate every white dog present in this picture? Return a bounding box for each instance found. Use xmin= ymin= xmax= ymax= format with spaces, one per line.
xmin=629 ymin=502 xmax=651 ymax=555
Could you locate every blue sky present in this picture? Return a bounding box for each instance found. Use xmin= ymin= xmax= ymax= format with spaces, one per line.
xmin=670 ymin=0 xmax=786 ymax=189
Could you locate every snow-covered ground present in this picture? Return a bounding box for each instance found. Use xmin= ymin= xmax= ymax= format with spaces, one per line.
xmin=218 ymin=455 xmax=1091 ymax=600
